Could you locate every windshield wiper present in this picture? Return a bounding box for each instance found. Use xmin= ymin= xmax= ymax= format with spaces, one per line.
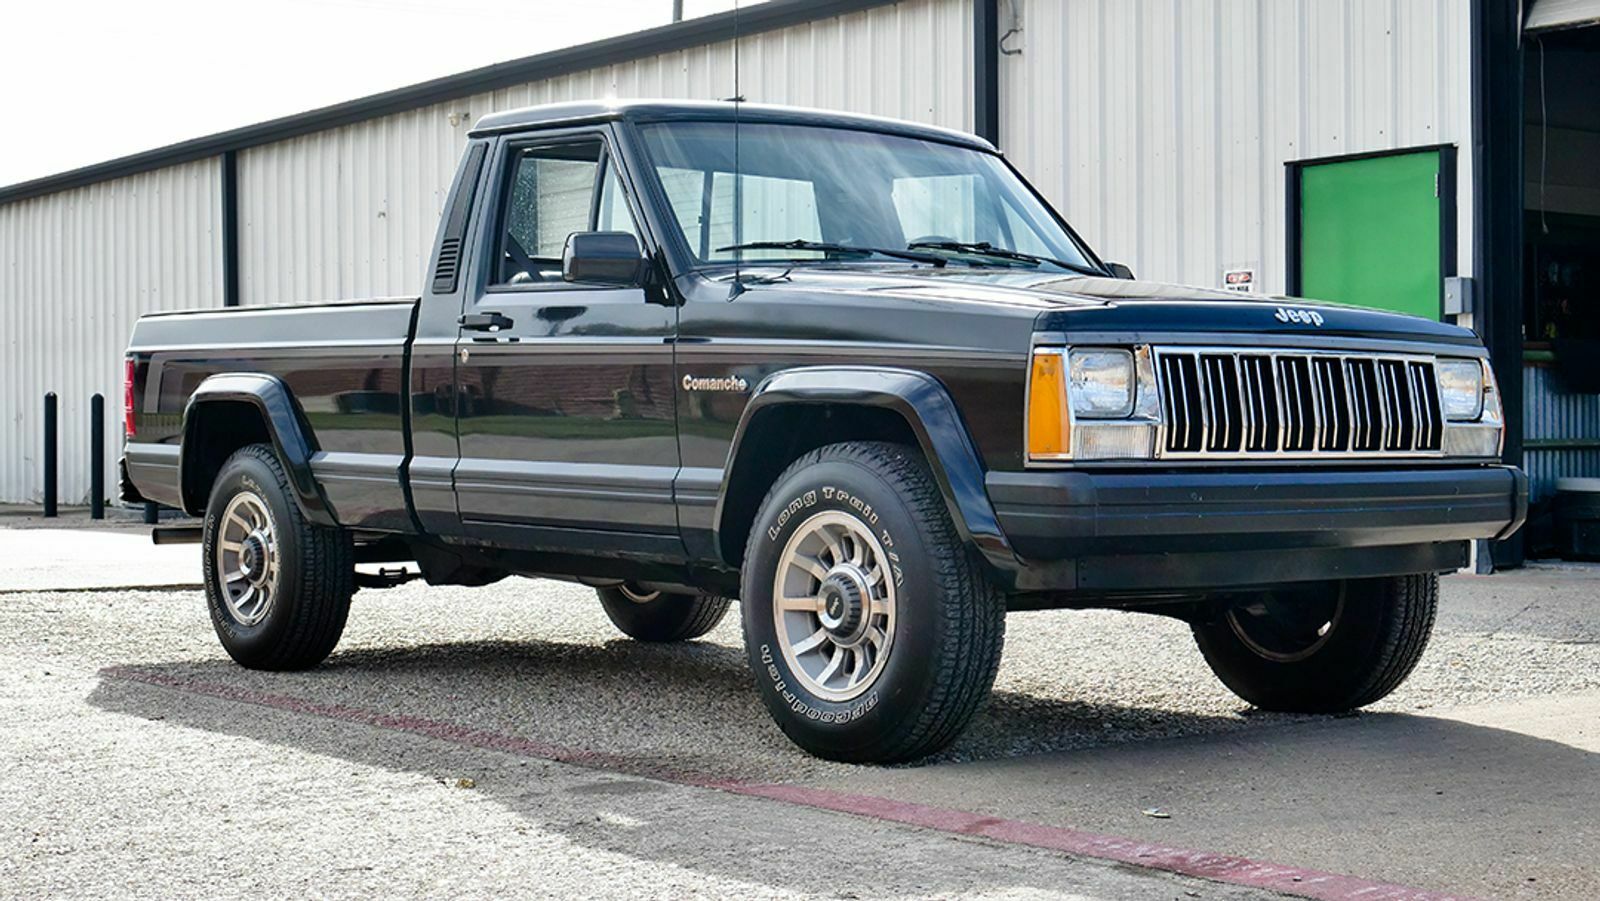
xmin=906 ymin=240 xmax=1101 ymax=276
xmin=716 ymin=239 xmax=945 ymax=267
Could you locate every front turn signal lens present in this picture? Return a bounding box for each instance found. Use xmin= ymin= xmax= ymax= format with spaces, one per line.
xmin=1028 ymin=350 xmax=1070 ymax=459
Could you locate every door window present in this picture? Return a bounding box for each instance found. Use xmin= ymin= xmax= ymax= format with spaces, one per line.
xmin=494 ymin=140 xmax=638 ymax=286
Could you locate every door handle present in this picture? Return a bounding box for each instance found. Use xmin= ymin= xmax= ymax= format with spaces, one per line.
xmin=459 ymin=311 xmax=514 ymax=332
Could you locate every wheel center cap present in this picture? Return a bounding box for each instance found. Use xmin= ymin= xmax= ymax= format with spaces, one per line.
xmin=817 ymin=567 xmax=868 ymax=642
xmin=239 ymin=533 xmax=269 ymax=586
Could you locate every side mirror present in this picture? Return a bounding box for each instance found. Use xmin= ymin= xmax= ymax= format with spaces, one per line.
xmin=563 ymin=231 xmax=645 ymax=286
xmin=1106 ymin=262 xmax=1136 ymax=280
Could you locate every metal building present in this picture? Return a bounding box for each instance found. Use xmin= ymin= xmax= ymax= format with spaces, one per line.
xmin=1 ymin=0 xmax=1594 ymax=562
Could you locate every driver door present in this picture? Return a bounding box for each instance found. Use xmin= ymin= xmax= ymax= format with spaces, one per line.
xmin=452 ymin=129 xmax=679 ymax=553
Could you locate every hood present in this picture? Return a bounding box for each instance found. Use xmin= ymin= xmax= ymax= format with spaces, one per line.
xmin=748 ymin=266 xmax=1479 ymax=346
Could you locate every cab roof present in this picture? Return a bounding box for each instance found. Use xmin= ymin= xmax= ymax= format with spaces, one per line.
xmin=469 ymin=99 xmax=996 ymax=152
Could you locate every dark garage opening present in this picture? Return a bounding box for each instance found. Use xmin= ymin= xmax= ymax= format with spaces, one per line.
xmin=1521 ymin=21 xmax=1600 ymax=558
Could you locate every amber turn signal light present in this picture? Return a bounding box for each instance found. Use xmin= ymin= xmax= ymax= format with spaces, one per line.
xmin=1027 ymin=350 xmax=1069 ymax=459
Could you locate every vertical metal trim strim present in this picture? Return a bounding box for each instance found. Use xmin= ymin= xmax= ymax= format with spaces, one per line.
xmin=1470 ymin=0 xmax=1525 ymax=565
xmin=1284 ymin=160 xmax=1302 ymax=296
xmin=222 ymin=150 xmax=240 ymax=307
xmin=973 ymin=0 xmax=999 ymax=146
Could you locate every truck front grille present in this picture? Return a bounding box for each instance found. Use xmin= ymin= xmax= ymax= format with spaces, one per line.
xmin=1156 ymin=348 xmax=1443 ymax=458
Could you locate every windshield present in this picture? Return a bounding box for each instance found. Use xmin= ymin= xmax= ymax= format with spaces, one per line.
xmin=635 ymin=121 xmax=1098 ymax=272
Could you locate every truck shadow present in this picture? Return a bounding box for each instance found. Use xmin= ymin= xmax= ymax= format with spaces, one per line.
xmin=85 ymin=644 xmax=1600 ymax=899
xmin=92 ymin=636 xmax=1269 ymax=780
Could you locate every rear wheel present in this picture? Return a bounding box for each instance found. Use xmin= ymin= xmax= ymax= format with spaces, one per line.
xmin=1192 ymin=574 xmax=1438 ymax=712
xmin=202 ymin=444 xmax=354 ymax=670
xmin=597 ymin=585 xmax=730 ymax=642
xmin=740 ymin=441 xmax=1005 ymax=763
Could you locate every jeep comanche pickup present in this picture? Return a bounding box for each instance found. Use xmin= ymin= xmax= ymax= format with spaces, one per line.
xmin=122 ymin=101 xmax=1527 ymax=763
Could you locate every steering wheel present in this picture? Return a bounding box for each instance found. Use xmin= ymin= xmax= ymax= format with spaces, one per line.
xmin=908 ymin=235 xmax=958 ymax=246
xmin=503 ymin=234 xmax=541 ymax=282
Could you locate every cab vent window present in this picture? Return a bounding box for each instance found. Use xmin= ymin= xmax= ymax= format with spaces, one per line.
xmin=431 ymin=141 xmax=486 ymax=294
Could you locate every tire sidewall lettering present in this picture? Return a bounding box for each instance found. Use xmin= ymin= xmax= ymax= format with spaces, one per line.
xmin=758 ymin=643 xmax=879 ymax=724
xmin=204 ymin=453 xmax=296 ymax=646
xmin=764 ymin=483 xmax=903 ymax=588
xmin=747 ymin=463 xmax=927 ymax=737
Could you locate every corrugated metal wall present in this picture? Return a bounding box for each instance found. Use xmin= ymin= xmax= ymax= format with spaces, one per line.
xmin=1523 ymin=363 xmax=1600 ymax=502
xmin=237 ymin=0 xmax=970 ymax=306
xmin=4 ymin=0 xmax=1515 ymax=507
xmin=1000 ymin=0 xmax=1474 ymax=295
xmin=0 ymin=158 xmax=223 ymax=504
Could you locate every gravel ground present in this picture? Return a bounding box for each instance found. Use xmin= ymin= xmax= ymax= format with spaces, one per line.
xmin=9 ymin=661 xmax=1292 ymax=901
xmin=0 ymin=579 xmax=1288 ymax=901
xmin=4 ymin=557 xmax=1598 ymax=899
xmin=13 ymin=571 xmax=1596 ymax=785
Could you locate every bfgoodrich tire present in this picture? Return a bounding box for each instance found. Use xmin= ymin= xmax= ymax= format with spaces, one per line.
xmin=201 ymin=444 xmax=354 ymax=671
xmin=1192 ymin=574 xmax=1438 ymax=712
xmin=741 ymin=441 xmax=1005 ymax=763
xmin=597 ymin=585 xmax=730 ymax=642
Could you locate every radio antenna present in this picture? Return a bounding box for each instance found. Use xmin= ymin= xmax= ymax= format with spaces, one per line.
xmin=728 ymin=0 xmax=746 ymax=299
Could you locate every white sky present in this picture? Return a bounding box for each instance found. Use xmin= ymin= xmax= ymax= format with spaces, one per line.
xmin=0 ymin=0 xmax=740 ymax=187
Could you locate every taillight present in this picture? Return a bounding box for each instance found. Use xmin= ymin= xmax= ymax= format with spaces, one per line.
xmin=124 ymin=357 xmax=137 ymax=438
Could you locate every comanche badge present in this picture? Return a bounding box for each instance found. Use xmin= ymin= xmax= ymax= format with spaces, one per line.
xmin=682 ymin=374 xmax=749 ymax=392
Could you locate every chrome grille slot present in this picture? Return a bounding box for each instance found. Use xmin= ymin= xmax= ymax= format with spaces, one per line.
xmin=1410 ymin=361 xmax=1443 ymax=451
xmin=1347 ymin=358 xmax=1382 ymax=452
xmin=1153 ymin=347 xmax=1442 ymax=460
xmin=1312 ymin=357 xmax=1350 ymax=451
xmin=1378 ymin=360 xmax=1414 ymax=451
xmin=1160 ymin=353 xmax=1203 ymax=453
xmin=1277 ymin=356 xmax=1316 ymax=452
xmin=1200 ymin=354 xmax=1243 ymax=452
xmin=1237 ymin=355 xmax=1278 ymax=452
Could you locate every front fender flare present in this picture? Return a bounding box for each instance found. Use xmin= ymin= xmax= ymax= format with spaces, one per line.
xmin=179 ymin=373 xmax=335 ymax=527
xmin=713 ymin=366 xmax=1019 ymax=576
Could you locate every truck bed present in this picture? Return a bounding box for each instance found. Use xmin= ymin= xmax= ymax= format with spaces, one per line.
xmin=124 ymin=297 xmax=421 ymax=531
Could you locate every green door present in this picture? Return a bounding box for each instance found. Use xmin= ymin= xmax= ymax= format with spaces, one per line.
xmin=1296 ymin=149 xmax=1449 ymax=321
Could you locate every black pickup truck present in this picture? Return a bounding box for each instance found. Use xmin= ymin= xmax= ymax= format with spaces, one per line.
xmin=122 ymin=100 xmax=1526 ymax=762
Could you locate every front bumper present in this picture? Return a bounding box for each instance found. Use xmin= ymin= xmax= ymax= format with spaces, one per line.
xmin=987 ymin=465 xmax=1527 ymax=592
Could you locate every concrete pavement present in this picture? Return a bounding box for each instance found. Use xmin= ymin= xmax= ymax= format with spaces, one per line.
xmin=2 ymin=528 xmax=1597 ymax=898
xmin=0 ymin=527 xmax=200 ymax=592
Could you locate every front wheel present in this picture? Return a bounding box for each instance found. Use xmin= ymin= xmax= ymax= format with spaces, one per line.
xmin=741 ymin=441 xmax=1005 ymax=763
xmin=1192 ymin=574 xmax=1438 ymax=712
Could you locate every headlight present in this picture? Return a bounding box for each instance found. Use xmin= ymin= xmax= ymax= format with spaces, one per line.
xmin=1028 ymin=345 xmax=1159 ymax=463
xmin=1436 ymin=358 xmax=1485 ymax=421
xmin=1441 ymin=358 xmax=1504 ymax=458
xmin=1067 ymin=349 xmax=1135 ymax=418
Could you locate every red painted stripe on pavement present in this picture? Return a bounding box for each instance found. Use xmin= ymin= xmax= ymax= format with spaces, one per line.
xmin=100 ymin=665 xmax=1478 ymax=901
xmin=719 ymin=783 xmax=1475 ymax=901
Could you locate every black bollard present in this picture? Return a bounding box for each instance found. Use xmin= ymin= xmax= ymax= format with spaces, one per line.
xmin=143 ymin=502 xmax=159 ymax=524
xmin=43 ymin=393 xmax=58 ymax=518
xmin=90 ymin=394 xmax=105 ymax=520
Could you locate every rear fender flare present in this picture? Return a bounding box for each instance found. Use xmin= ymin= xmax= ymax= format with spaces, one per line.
xmin=179 ymin=373 xmax=335 ymax=527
